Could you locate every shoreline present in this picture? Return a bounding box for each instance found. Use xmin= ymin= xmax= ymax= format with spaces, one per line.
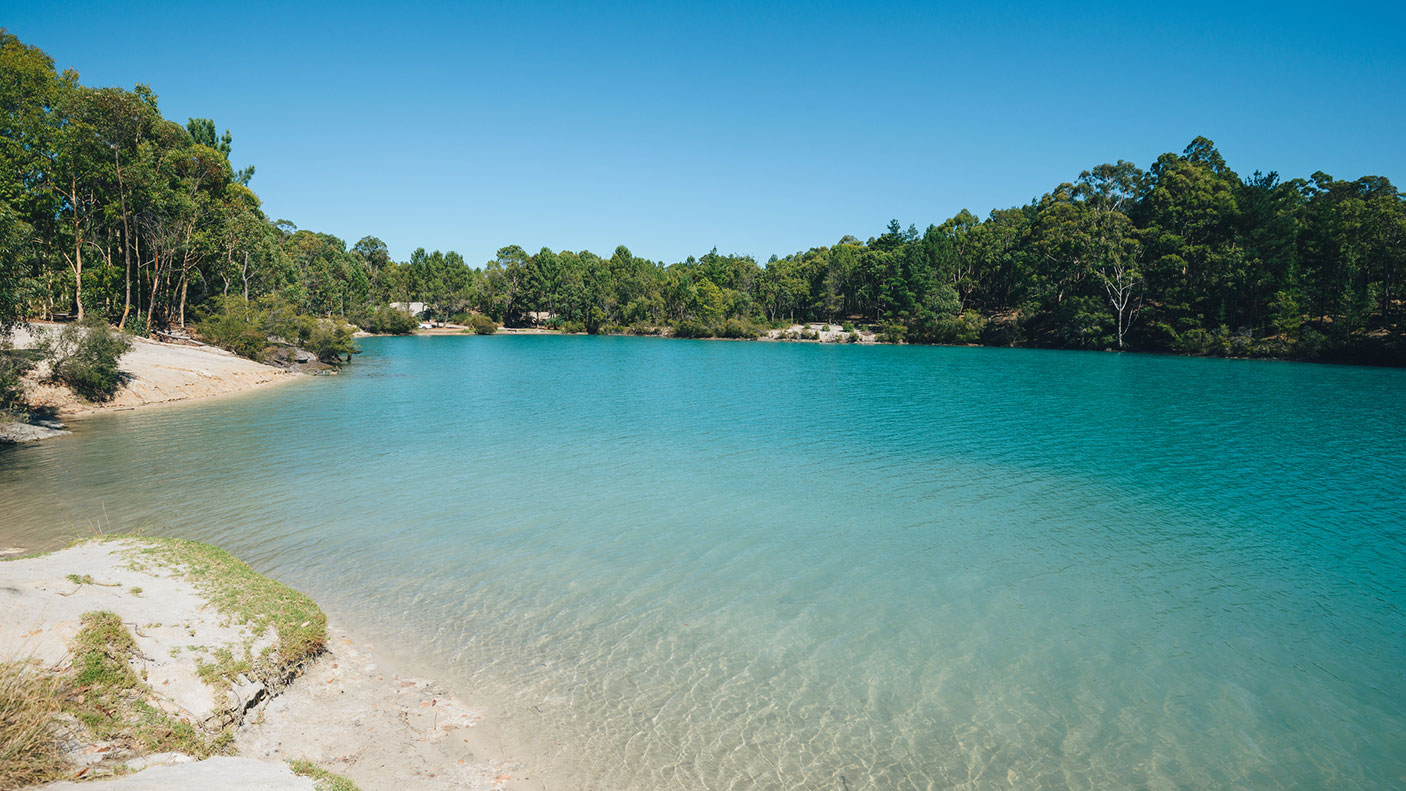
xmin=2 ymin=323 xmax=302 ymax=444
xmin=0 ymin=536 xmax=538 ymax=791
xmin=370 ymin=322 xmax=1404 ymax=368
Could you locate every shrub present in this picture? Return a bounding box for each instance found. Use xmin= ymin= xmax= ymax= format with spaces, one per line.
xmin=980 ymin=317 xmax=1023 ymax=347
xmin=353 ymin=306 xmax=417 ymax=335
xmin=672 ymin=320 xmax=714 ymax=339
xmin=304 ymin=320 xmax=358 ymax=363
xmin=716 ymin=319 xmax=762 ymax=339
xmin=465 ymin=314 xmax=497 ymax=335
xmin=197 ymin=297 xmax=359 ymax=365
xmin=1293 ymin=327 xmax=1328 ymax=359
xmin=41 ymin=317 xmax=133 ymax=402
xmin=877 ymin=322 xmax=906 ymax=343
xmin=0 ymin=343 xmax=37 ymax=409
xmin=196 ymin=296 xmax=268 ymax=359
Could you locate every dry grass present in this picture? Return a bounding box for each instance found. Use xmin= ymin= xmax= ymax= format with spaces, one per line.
xmin=0 ymin=660 xmax=66 ymax=790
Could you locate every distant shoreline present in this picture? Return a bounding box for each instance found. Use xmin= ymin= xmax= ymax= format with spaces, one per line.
xmin=362 ymin=321 xmax=1406 ymax=369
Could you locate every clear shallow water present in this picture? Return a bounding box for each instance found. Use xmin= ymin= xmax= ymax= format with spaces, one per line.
xmin=2 ymin=336 xmax=1404 ymax=790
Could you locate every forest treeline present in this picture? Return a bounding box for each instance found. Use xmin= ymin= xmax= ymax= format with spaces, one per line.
xmin=2 ymin=31 xmax=1403 ymax=364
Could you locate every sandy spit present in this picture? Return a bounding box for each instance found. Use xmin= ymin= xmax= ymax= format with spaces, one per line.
xmin=9 ymin=323 xmax=298 ymax=419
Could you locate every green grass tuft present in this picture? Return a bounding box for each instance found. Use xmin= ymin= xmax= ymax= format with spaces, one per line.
xmin=288 ymin=759 xmax=362 ymax=791
xmin=72 ymin=611 xmax=140 ymax=689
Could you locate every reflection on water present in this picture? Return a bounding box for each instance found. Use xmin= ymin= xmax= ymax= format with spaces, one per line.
xmin=2 ymin=336 xmax=1403 ymax=789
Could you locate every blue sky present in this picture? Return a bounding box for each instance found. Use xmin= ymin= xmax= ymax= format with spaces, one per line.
xmin=7 ymin=1 xmax=1404 ymax=265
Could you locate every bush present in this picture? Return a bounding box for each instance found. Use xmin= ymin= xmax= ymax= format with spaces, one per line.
xmin=196 ymin=297 xmax=269 ymax=359
xmin=672 ymin=320 xmax=714 ymax=339
xmin=465 ymin=314 xmax=497 ymax=335
xmin=1293 ymin=327 xmax=1329 ymax=359
xmin=41 ymin=317 xmax=133 ymax=402
xmin=353 ymin=306 xmax=417 ymax=335
xmin=304 ymin=320 xmax=358 ymax=363
xmin=716 ymin=319 xmax=762 ymax=339
xmin=0 ymin=343 xmax=37 ymax=409
xmin=877 ymin=322 xmax=906 ymax=343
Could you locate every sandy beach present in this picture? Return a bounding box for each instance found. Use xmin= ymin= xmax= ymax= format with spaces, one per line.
xmin=1 ymin=537 xmax=533 ymax=791
xmin=8 ymin=323 xmax=296 ymax=420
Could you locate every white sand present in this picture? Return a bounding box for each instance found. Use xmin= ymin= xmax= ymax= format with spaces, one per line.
xmin=2 ymin=539 xmax=531 ymax=790
xmin=10 ymin=323 xmax=295 ymax=418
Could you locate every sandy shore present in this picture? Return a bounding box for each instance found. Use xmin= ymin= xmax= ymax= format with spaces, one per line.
xmin=2 ymin=324 xmax=298 ymax=443
xmin=2 ymin=537 xmax=534 ymax=791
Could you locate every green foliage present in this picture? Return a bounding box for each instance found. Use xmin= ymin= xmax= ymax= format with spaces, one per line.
xmin=288 ymin=759 xmax=363 ymax=791
xmin=717 ymin=318 xmax=762 ymax=338
xmin=465 ymin=314 xmax=497 ymax=335
xmin=196 ymin=296 xmax=270 ymax=359
xmin=672 ymin=320 xmax=712 ymax=339
xmin=877 ymin=322 xmax=907 ymax=343
xmin=0 ymin=344 xmax=37 ymax=410
xmin=40 ymin=317 xmax=133 ymax=402
xmin=198 ymin=296 xmax=356 ymax=363
xmin=62 ymin=610 xmax=233 ymax=762
xmin=72 ymin=611 xmax=139 ymax=689
xmin=0 ymin=28 xmax=1401 ymax=364
xmin=304 ymin=320 xmax=358 ymax=363
xmin=119 ymin=536 xmax=327 ymax=672
xmin=353 ymin=306 xmax=417 ymax=335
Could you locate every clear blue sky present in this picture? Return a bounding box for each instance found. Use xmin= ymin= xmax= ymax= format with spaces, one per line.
xmin=7 ymin=0 xmax=1404 ymax=265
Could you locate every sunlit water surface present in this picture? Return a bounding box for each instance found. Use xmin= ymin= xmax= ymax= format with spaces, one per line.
xmin=2 ymin=336 xmax=1403 ymax=790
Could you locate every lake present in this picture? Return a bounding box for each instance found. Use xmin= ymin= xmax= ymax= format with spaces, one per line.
xmin=2 ymin=335 xmax=1403 ymax=789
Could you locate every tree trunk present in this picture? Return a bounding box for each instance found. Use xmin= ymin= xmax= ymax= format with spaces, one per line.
xmin=72 ymin=180 xmax=85 ymax=320
xmin=115 ymin=149 xmax=133 ymax=330
xmin=178 ymin=273 xmax=189 ymax=327
xmin=146 ymin=249 xmax=162 ymax=335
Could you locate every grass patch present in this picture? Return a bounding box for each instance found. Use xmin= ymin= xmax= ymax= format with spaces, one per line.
xmin=72 ymin=612 xmax=140 ymax=690
xmin=66 ymin=573 xmax=94 ymax=585
xmin=0 ymin=661 xmax=66 ymax=789
xmin=288 ymin=759 xmax=362 ymax=791
xmin=112 ymin=537 xmax=326 ymax=689
xmin=62 ymin=611 xmax=232 ymax=770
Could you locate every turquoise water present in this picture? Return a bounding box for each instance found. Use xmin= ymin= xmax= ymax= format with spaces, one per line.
xmin=2 ymin=336 xmax=1403 ymax=789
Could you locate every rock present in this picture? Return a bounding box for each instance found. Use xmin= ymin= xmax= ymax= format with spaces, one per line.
xmin=120 ymin=751 xmax=195 ymax=772
xmin=0 ymin=417 xmax=70 ymax=444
